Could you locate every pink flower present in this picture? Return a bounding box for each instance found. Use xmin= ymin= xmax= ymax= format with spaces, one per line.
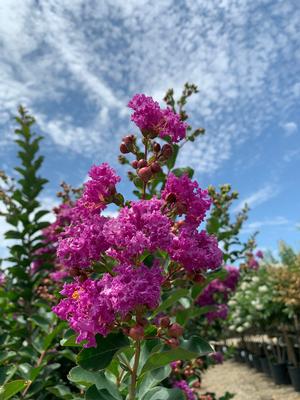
xmin=104 ymin=198 xmax=172 ymax=262
xmin=53 ymin=263 xmax=163 ymax=347
xmin=57 ymin=214 xmax=109 ymax=269
xmin=128 ymin=94 xmax=187 ymax=142
xmin=79 ymin=163 xmax=120 ymax=213
xmin=170 ymin=228 xmax=223 ymax=273
xmin=162 ymin=173 xmax=211 ymax=226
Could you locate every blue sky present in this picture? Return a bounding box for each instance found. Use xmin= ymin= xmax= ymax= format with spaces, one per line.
xmin=0 ymin=0 xmax=299 ymax=258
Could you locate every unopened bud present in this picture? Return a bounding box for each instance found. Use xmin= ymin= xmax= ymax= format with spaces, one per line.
xmin=129 ymin=325 xmax=144 ymax=340
xmin=123 ymin=135 xmax=135 ymax=145
xmin=150 ymin=162 xmax=161 ymax=173
xmin=137 ymin=159 xmax=147 ymax=169
xmin=166 ymin=338 xmax=180 ymax=348
xmin=120 ymin=143 xmax=130 ymax=154
xmin=161 ymin=144 xmax=173 ymax=159
xmin=131 ymin=160 xmax=138 ymax=169
xmin=168 ymin=323 xmax=184 ymax=338
xmin=138 ymin=167 xmax=152 ymax=182
xmin=153 ymin=142 xmax=161 ymax=153
xmin=159 ymin=316 xmax=170 ymax=328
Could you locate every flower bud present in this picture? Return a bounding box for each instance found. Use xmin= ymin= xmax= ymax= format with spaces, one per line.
xmin=120 ymin=143 xmax=130 ymax=154
xmin=123 ymin=135 xmax=135 ymax=145
xmin=159 ymin=316 xmax=170 ymax=328
xmin=153 ymin=142 xmax=161 ymax=153
xmin=138 ymin=167 xmax=152 ymax=182
xmin=166 ymin=338 xmax=179 ymax=348
xmin=150 ymin=162 xmax=161 ymax=173
xmin=129 ymin=325 xmax=144 ymax=340
xmin=137 ymin=159 xmax=148 ymax=169
xmin=168 ymin=323 xmax=184 ymax=338
xmin=161 ymin=144 xmax=173 ymax=159
xmin=131 ymin=160 xmax=138 ymax=169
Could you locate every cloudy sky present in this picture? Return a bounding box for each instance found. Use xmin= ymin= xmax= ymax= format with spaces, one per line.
xmin=0 ymin=0 xmax=299 ymax=258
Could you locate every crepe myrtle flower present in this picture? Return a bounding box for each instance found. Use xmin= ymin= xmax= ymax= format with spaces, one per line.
xmin=128 ymin=94 xmax=187 ymax=142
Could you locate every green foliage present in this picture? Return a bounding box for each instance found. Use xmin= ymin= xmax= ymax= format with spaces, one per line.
xmin=206 ymin=184 xmax=254 ymax=263
xmin=77 ymin=333 xmax=130 ymax=371
xmin=0 ymin=107 xmax=78 ymax=399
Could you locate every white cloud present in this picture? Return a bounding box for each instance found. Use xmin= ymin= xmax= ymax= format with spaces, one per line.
xmin=241 ymin=216 xmax=289 ymax=234
xmin=281 ymin=121 xmax=298 ymax=136
xmin=234 ymin=184 xmax=280 ymax=212
xmin=0 ymin=0 xmax=299 ymax=174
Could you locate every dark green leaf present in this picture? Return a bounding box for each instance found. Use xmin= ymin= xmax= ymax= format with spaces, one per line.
xmin=171 ymin=167 xmax=194 ymax=178
xmin=77 ymin=333 xmax=130 ymax=371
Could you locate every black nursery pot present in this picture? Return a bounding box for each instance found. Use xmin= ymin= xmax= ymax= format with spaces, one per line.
xmin=260 ymin=357 xmax=271 ymax=377
xmin=252 ymin=354 xmax=263 ymax=372
xmin=246 ymin=352 xmax=254 ymax=368
xmin=288 ymin=366 xmax=300 ymax=392
xmin=271 ymin=363 xmax=291 ymax=385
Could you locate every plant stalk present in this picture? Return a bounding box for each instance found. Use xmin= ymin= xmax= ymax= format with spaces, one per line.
xmin=128 ymin=340 xmax=141 ymax=400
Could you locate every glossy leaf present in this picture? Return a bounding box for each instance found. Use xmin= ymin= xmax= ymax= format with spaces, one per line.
xmin=77 ymin=332 xmax=130 ymax=371
xmin=0 ymin=379 xmax=27 ymax=400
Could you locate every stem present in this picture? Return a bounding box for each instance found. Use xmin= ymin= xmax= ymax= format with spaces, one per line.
xmin=128 ymin=340 xmax=141 ymax=400
xmin=142 ymin=139 xmax=148 ymax=200
xmin=22 ymin=350 xmax=47 ymax=397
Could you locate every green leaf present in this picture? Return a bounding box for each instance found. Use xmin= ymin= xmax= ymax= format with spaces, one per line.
xmin=68 ymin=366 xmax=96 ymax=387
xmin=43 ymin=322 xmax=65 ymax=350
xmin=0 ymin=379 xmax=27 ymax=400
xmin=46 ymin=385 xmax=73 ymax=399
xmin=77 ymin=332 xmax=130 ymax=371
xmin=4 ymin=231 xmax=23 ymax=240
xmin=85 ymin=386 xmax=116 ymax=400
xmin=176 ymin=306 xmax=215 ymax=325
xmin=142 ymin=387 xmax=185 ymax=400
xmin=29 ymin=315 xmax=50 ymax=332
xmin=141 ymin=336 xmax=213 ymax=374
xmin=154 ymin=288 xmax=189 ymax=315
xmin=138 ymin=366 xmax=171 ymax=399
xmin=34 ymin=210 xmax=49 ymax=221
xmin=60 ymin=329 xmax=83 ymax=347
xmin=0 ymin=366 xmax=16 ymax=386
xmin=171 ymin=167 xmax=194 ymax=178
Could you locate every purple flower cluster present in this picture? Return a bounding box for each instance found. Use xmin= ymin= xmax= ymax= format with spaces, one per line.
xmin=104 ymin=198 xmax=172 ymax=262
xmin=79 ymin=163 xmax=120 ymax=213
xmin=53 ymin=263 xmax=163 ymax=347
xmin=57 ymin=214 xmax=108 ymax=269
xmin=0 ymin=272 xmax=6 ymax=286
xmin=162 ymin=173 xmax=211 ymax=227
xmin=173 ymin=380 xmax=195 ymax=400
xmin=197 ymin=266 xmax=240 ymax=323
xmin=128 ymin=94 xmax=187 ymax=142
xmin=211 ymin=351 xmax=224 ymax=364
xmin=170 ymin=229 xmax=222 ymax=274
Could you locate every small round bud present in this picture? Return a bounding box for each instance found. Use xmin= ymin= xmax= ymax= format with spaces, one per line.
xmin=131 ymin=160 xmax=138 ymax=169
xmin=166 ymin=338 xmax=179 ymax=348
xmin=120 ymin=143 xmax=130 ymax=154
xmin=159 ymin=316 xmax=170 ymax=328
xmin=150 ymin=162 xmax=161 ymax=173
xmin=137 ymin=159 xmax=147 ymax=169
xmin=166 ymin=192 xmax=177 ymax=203
xmin=168 ymin=323 xmax=184 ymax=338
xmin=153 ymin=142 xmax=161 ymax=153
xmin=194 ymin=274 xmax=205 ymax=284
xmin=129 ymin=325 xmax=144 ymax=340
xmin=138 ymin=167 xmax=152 ymax=182
xmin=123 ymin=135 xmax=135 ymax=145
xmin=161 ymin=144 xmax=173 ymax=159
